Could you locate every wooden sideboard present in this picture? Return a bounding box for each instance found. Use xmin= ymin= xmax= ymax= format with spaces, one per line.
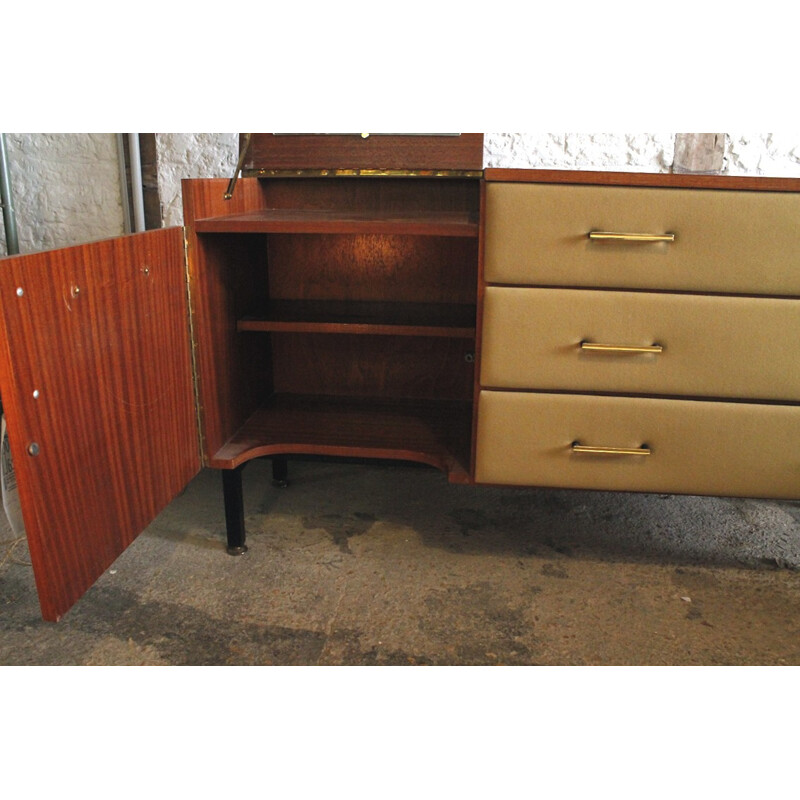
xmin=2 ymin=136 xmax=799 ymax=621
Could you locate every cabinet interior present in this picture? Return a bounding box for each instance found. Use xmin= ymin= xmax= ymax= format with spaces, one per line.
xmin=186 ymin=176 xmax=480 ymax=482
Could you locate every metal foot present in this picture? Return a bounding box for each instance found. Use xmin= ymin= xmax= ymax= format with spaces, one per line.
xmin=272 ymin=455 xmax=289 ymax=488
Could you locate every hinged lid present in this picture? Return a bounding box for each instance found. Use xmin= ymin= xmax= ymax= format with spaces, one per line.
xmin=239 ymin=133 xmax=484 ymax=177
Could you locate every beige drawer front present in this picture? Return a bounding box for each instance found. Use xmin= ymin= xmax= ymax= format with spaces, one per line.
xmin=484 ymin=182 xmax=800 ymax=296
xmin=475 ymin=391 xmax=800 ymax=499
xmin=480 ymin=287 xmax=800 ymax=401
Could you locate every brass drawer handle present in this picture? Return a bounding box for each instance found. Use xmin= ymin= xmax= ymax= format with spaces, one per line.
xmin=588 ymin=231 xmax=675 ymax=243
xmin=580 ymin=341 xmax=663 ymax=355
xmin=571 ymin=442 xmax=651 ymax=457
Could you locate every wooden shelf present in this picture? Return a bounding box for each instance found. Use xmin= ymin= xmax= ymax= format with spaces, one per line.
xmin=194 ymin=207 xmax=479 ymax=237
xmin=237 ymin=300 xmax=477 ymax=338
xmin=210 ymin=394 xmax=472 ymax=482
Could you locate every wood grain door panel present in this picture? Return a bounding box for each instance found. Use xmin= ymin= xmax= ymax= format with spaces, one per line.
xmin=0 ymin=228 xmax=200 ymax=621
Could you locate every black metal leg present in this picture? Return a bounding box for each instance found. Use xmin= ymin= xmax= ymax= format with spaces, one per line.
xmin=222 ymin=465 xmax=248 ymax=555
xmin=272 ymin=455 xmax=289 ymax=488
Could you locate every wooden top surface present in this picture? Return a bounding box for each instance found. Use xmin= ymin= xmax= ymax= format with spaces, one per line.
xmin=483 ymin=168 xmax=800 ymax=192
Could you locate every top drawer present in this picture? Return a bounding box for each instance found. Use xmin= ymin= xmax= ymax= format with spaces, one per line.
xmin=484 ymin=182 xmax=800 ymax=296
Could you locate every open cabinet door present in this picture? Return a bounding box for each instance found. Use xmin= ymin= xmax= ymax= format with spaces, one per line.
xmin=0 ymin=228 xmax=201 ymax=621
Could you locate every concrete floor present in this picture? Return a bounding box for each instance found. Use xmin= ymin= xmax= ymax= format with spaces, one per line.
xmin=1 ymin=457 xmax=799 ymax=665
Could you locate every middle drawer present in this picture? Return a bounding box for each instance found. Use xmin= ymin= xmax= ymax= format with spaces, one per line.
xmin=480 ymin=287 xmax=800 ymax=401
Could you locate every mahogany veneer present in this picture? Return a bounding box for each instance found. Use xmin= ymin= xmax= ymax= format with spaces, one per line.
xmin=242 ymin=133 xmax=484 ymax=173
xmin=0 ymin=229 xmax=199 ymax=621
xmin=237 ymin=300 xmax=476 ymax=338
xmin=211 ymin=394 xmax=472 ymax=482
xmin=195 ymin=208 xmax=479 ymax=237
xmin=0 ymin=137 xmax=485 ymax=621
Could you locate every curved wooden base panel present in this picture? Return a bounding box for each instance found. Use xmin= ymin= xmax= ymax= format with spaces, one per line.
xmin=210 ymin=394 xmax=472 ymax=484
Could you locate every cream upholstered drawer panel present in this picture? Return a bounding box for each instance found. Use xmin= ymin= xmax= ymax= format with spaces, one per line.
xmin=475 ymin=391 xmax=800 ymax=499
xmin=484 ymin=182 xmax=800 ymax=296
xmin=480 ymin=287 xmax=800 ymax=401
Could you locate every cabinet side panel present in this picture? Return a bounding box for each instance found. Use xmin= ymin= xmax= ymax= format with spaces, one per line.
xmin=182 ymin=178 xmax=273 ymax=458
xmin=0 ymin=228 xmax=200 ymax=621
xmin=182 ymin=177 xmax=268 ymax=222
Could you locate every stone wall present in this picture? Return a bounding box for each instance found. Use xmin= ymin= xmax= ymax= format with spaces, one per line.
xmin=484 ymin=133 xmax=800 ymax=175
xmin=483 ymin=133 xmax=677 ymax=172
xmin=1 ymin=133 xmax=124 ymax=255
xmin=155 ymin=133 xmax=238 ymax=229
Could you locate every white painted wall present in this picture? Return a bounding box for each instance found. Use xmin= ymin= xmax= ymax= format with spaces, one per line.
xmin=0 ymin=133 xmax=124 ymax=255
xmin=155 ymin=133 xmax=238 ymax=229
xmin=3 ymin=132 xmax=800 ymax=254
xmin=724 ymin=133 xmax=800 ymax=175
xmin=484 ymin=133 xmax=800 ymax=174
xmin=483 ymin=133 xmax=677 ymax=171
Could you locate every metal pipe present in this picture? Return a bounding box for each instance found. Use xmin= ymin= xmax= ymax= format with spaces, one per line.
xmin=127 ymin=133 xmax=146 ymax=233
xmin=0 ymin=133 xmax=19 ymax=255
xmin=116 ymin=133 xmax=133 ymax=234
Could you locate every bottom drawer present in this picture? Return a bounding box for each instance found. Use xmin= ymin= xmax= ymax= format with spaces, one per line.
xmin=475 ymin=391 xmax=800 ymax=499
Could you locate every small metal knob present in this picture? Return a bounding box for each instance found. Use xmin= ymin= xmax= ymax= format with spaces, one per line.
xmin=27 ymin=442 xmax=40 ymax=456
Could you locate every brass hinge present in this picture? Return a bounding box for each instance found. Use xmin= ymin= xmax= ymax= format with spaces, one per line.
xmin=243 ymin=168 xmax=485 ymax=179
xmin=182 ymin=226 xmax=207 ymax=465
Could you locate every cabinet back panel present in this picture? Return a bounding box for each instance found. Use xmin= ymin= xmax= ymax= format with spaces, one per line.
xmin=270 ymin=334 xmax=475 ymax=400
xmin=267 ymin=234 xmax=478 ymax=304
xmin=190 ymin=234 xmax=274 ymax=456
xmin=262 ymin=177 xmax=480 ymax=214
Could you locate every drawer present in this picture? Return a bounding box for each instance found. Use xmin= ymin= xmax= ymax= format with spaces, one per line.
xmin=480 ymin=287 xmax=800 ymax=401
xmin=475 ymin=391 xmax=800 ymax=499
xmin=484 ymin=182 xmax=800 ymax=296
